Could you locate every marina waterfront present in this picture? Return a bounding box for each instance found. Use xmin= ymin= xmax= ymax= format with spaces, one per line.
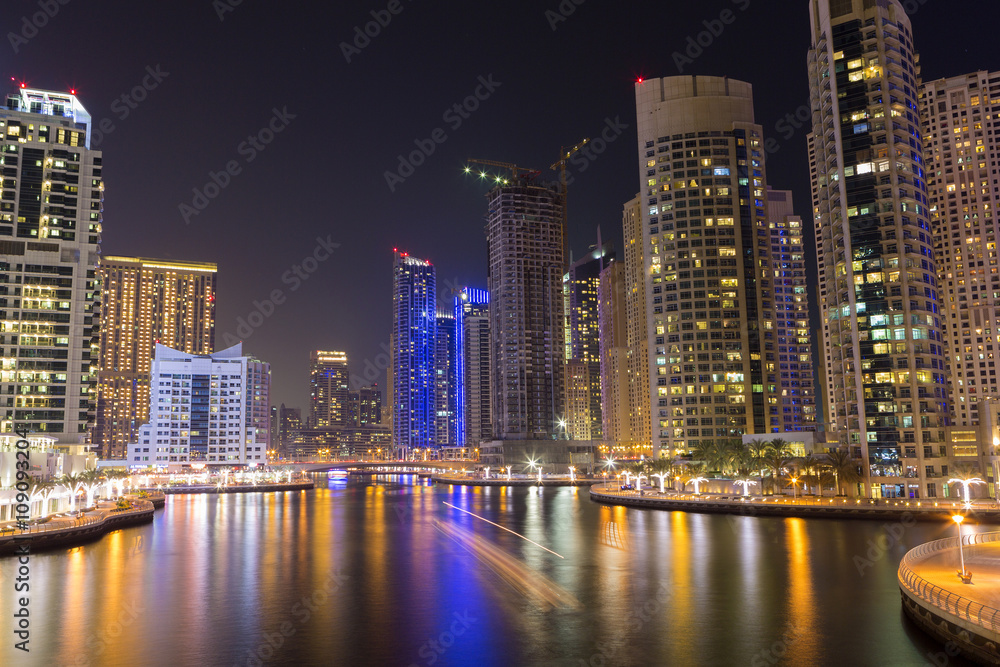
xmin=0 ymin=474 xmax=977 ymax=666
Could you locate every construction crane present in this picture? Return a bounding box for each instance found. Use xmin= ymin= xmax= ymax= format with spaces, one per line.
xmin=549 ymin=138 xmax=590 ymax=196
xmin=464 ymin=158 xmax=541 ymax=184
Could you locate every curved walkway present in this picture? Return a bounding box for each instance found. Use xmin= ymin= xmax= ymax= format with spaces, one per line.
xmin=899 ymin=531 xmax=1000 ymax=664
xmin=589 ymin=484 xmax=1000 ymax=522
xmin=432 ymin=474 xmax=595 ymax=487
xmin=0 ymin=499 xmax=155 ymax=555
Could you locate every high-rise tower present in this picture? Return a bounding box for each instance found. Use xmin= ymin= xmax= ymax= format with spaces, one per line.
xmin=921 ymin=71 xmax=1000 ymax=427
xmin=455 ymin=288 xmax=490 ymax=448
xmin=0 ymin=88 xmax=103 ymax=445
xmin=486 ymin=178 xmax=566 ymax=440
xmin=635 ymin=75 xmax=788 ymax=457
xmin=392 ymin=250 xmax=436 ymax=456
xmin=95 ymin=256 xmax=216 ymax=459
xmin=309 ymin=350 xmax=350 ymax=427
xmin=435 ymin=311 xmax=457 ymax=447
xmin=808 ymin=0 xmax=945 ymax=498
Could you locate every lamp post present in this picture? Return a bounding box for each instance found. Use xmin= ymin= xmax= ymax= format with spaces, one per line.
xmin=790 ymin=476 xmax=798 ymax=501
xmin=953 ymin=514 xmax=971 ymax=582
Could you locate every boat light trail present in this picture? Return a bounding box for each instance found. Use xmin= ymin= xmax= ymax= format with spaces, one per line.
xmin=442 ymin=502 xmax=564 ymax=559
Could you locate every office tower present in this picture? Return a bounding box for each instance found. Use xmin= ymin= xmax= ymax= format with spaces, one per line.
xmin=598 ymin=260 xmax=631 ymax=449
xmin=94 ymin=256 xmax=216 ymax=459
xmin=808 ymin=0 xmax=946 ymax=498
xmin=622 ymin=195 xmax=653 ymax=452
xmin=563 ymin=241 xmax=613 ymax=440
xmin=921 ymin=71 xmax=1000 ymax=426
xmin=127 ymin=343 xmax=265 ymax=468
xmin=486 ymin=178 xmax=566 ymax=439
xmin=309 ymin=350 xmax=350 ymax=427
xmin=636 ymin=75 xmax=800 ymax=456
xmin=277 ymin=404 xmax=302 ymax=457
xmin=0 ymin=88 xmax=102 ymax=445
xmin=392 ymin=250 xmax=436 ymax=456
xmin=435 ymin=311 xmax=457 ymax=446
xmin=454 ymin=288 xmax=490 ymax=447
xmin=247 ymin=356 xmax=271 ymax=457
xmin=765 ymin=189 xmax=816 ymax=432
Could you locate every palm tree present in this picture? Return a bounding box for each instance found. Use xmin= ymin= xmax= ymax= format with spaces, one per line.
xmin=747 ymin=438 xmax=769 ymax=493
xmin=948 ymin=462 xmax=985 ymax=503
xmin=762 ymin=445 xmax=792 ymax=495
xmin=826 ymin=449 xmax=861 ymax=497
xmin=79 ymin=469 xmax=104 ymax=508
xmin=26 ymin=480 xmax=55 ymax=520
xmin=60 ymin=473 xmax=86 ymax=511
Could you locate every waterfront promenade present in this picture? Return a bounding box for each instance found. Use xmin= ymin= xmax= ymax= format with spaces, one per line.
xmin=432 ymin=473 xmax=595 ymax=487
xmin=141 ymin=480 xmax=315 ymax=494
xmin=590 ymin=484 xmax=1000 ymax=522
xmin=899 ymin=531 xmax=1000 ymax=664
xmin=0 ymin=497 xmax=156 ymax=555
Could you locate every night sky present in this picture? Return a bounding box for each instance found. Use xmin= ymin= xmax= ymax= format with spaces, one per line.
xmin=4 ymin=0 xmax=997 ymax=410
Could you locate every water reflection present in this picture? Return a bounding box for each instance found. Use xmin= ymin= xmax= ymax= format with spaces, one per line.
xmin=0 ymin=475 xmax=975 ymax=667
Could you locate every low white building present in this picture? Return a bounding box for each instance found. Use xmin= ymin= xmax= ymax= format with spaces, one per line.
xmin=0 ymin=434 xmax=96 ymax=522
xmin=127 ymin=343 xmax=268 ymax=471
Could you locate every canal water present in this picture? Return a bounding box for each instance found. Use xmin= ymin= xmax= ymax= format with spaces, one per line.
xmin=0 ymin=475 xmax=975 ymax=666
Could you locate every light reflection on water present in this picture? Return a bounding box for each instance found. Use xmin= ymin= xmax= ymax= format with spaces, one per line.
xmin=0 ymin=474 xmax=974 ymax=666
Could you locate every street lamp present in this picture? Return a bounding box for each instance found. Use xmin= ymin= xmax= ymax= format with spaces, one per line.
xmin=790 ymin=476 xmax=798 ymax=501
xmin=948 ymin=476 xmax=985 ymax=508
xmin=953 ymin=515 xmax=971 ymax=582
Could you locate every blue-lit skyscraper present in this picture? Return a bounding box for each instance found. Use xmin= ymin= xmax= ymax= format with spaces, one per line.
xmin=392 ymin=250 xmax=436 ymax=458
xmin=454 ymin=288 xmax=490 ymax=447
xmin=435 ymin=311 xmax=458 ymax=447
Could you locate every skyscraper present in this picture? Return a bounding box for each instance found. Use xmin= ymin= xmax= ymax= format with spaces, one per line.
xmin=808 ymin=0 xmax=946 ymax=498
xmin=563 ymin=241 xmax=613 ymax=440
xmin=486 ymin=178 xmax=566 ymax=440
xmin=598 ymin=260 xmax=631 ymax=451
xmin=348 ymin=384 xmax=382 ymax=426
xmin=95 ymin=256 xmax=217 ymax=459
xmin=765 ymin=189 xmax=816 ymax=433
xmin=392 ymin=250 xmax=436 ymax=456
xmin=623 ymin=195 xmax=652 ymax=453
xmin=454 ymin=288 xmax=490 ymax=448
xmin=247 ymin=356 xmax=271 ymax=457
xmin=921 ymin=71 xmax=1000 ymax=427
xmin=127 ymin=343 xmax=265 ymax=468
xmin=635 ymin=75 xmax=801 ymax=456
xmin=309 ymin=350 xmax=350 ymax=427
xmin=435 ymin=311 xmax=457 ymax=446
xmin=277 ymin=404 xmax=302 ymax=458
xmin=0 ymin=88 xmax=102 ymax=445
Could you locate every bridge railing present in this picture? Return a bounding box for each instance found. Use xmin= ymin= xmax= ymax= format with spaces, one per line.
xmin=898 ymin=530 xmax=1000 ymax=635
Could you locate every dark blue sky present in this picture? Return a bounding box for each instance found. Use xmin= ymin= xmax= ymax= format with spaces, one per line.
xmin=3 ymin=0 xmax=997 ymax=409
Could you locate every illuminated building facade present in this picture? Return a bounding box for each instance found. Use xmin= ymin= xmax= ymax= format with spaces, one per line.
xmin=309 ymin=350 xmax=350 ymax=427
xmin=435 ymin=311 xmax=457 ymax=446
xmin=808 ymin=0 xmax=947 ymax=498
xmin=622 ymin=195 xmax=652 ymax=453
xmin=94 ymin=256 xmax=216 ymax=459
xmin=486 ymin=179 xmax=566 ymax=440
xmin=127 ymin=343 xmax=265 ymax=469
xmin=598 ymin=260 xmax=631 ymax=450
xmin=392 ymin=250 xmax=436 ymax=456
xmin=349 ymin=384 xmax=382 ymax=427
xmin=563 ymin=242 xmax=613 ymax=441
xmin=764 ymin=189 xmax=816 ymax=432
xmin=277 ymin=404 xmax=302 ymax=458
xmin=454 ymin=288 xmax=490 ymax=447
xmin=636 ymin=75 xmax=790 ymax=457
xmin=921 ymin=71 xmax=1000 ymax=426
xmin=0 ymin=88 xmax=103 ymax=445
xmin=247 ymin=356 xmax=271 ymax=456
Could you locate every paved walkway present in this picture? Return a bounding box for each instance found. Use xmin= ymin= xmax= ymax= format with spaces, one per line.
xmin=912 ymin=540 xmax=1000 ymax=609
xmin=0 ymin=495 xmax=151 ymax=535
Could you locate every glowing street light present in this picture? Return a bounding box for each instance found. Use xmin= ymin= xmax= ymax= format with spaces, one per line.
xmin=948 ymin=477 xmax=985 ymax=508
xmin=953 ymin=515 xmax=971 ymax=582
xmin=790 ymin=476 xmax=799 ymax=501
xmin=691 ymin=477 xmax=709 ymax=495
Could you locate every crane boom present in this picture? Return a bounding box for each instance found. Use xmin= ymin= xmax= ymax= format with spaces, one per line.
xmin=466 ymin=158 xmax=541 ymax=182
